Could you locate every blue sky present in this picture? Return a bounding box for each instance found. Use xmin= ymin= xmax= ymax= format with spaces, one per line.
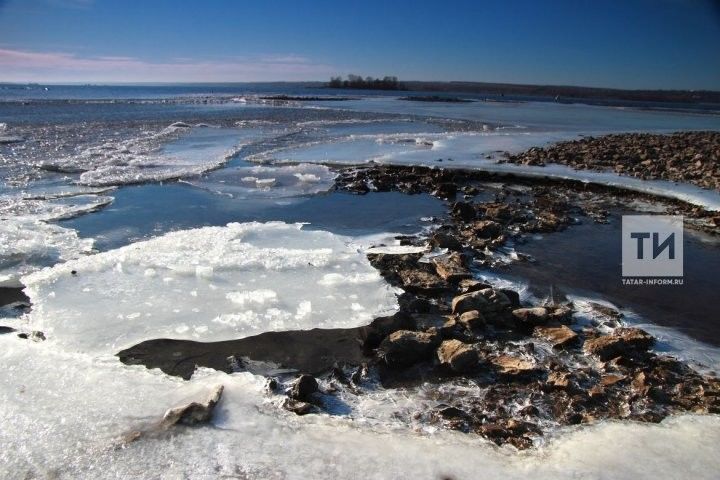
xmin=0 ymin=0 xmax=718 ymax=89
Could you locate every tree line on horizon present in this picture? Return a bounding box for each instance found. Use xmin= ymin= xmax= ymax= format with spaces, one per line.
xmin=327 ymin=74 xmax=406 ymax=90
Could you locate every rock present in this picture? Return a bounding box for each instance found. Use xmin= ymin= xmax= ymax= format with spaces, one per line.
xmin=458 ymin=279 xmax=492 ymax=293
xmin=600 ymin=374 xmax=626 ymax=387
xmin=282 ymin=398 xmax=318 ymax=415
xmin=436 ymin=339 xmax=479 ymax=372
xmin=512 ymin=307 xmax=549 ymax=327
xmin=0 ymin=326 xmax=16 ymax=335
xmin=457 ymin=310 xmax=485 ymax=330
xmin=451 ymin=201 xmax=476 ymax=222
xmin=451 ymin=290 xmax=489 ymax=315
xmin=432 ymin=182 xmax=457 ymax=199
xmin=483 ymin=204 xmax=515 ymax=221
xmin=583 ymin=327 xmax=654 ymax=360
xmin=289 ymin=374 xmax=318 ymax=402
xmin=398 ymin=268 xmax=448 ymax=292
xmin=534 ymin=325 xmax=578 ymax=349
xmin=431 ymin=252 xmax=471 ymax=282
xmin=547 ymin=305 xmax=574 ymax=323
xmin=547 ymin=371 xmax=571 ymax=389
xmin=491 ymin=355 xmax=538 ymax=376
xmin=500 ymin=289 xmax=521 ymax=308
xmin=361 ymin=312 xmax=415 ymax=349
xmin=429 ymin=231 xmax=463 ymax=251
xmin=378 ymin=329 xmax=440 ymax=367
xmin=161 ymin=385 xmax=224 ymax=427
xmin=471 ymin=220 xmax=503 ymax=239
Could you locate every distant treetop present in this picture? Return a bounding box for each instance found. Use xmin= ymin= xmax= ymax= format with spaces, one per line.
xmin=327 ymin=75 xmax=406 ymax=91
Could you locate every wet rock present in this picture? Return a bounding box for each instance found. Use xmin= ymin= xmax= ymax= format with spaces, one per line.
xmin=0 ymin=326 xmax=16 ymax=335
xmin=500 ymin=289 xmax=521 ymax=308
xmin=451 ymin=290 xmax=489 ymax=315
xmin=161 ymin=385 xmax=224 ymax=427
xmin=457 ymin=310 xmax=485 ymax=330
xmin=583 ymin=327 xmax=654 ymax=360
xmin=451 ymin=201 xmax=476 ymax=222
xmin=547 ymin=371 xmax=571 ymax=389
xmin=289 ymin=374 xmax=319 ymax=402
xmin=431 ymin=252 xmax=471 ymax=282
xmin=361 ymin=312 xmax=415 ymax=349
xmin=429 ymin=231 xmax=463 ymax=251
xmin=282 ymin=398 xmax=319 ymax=416
xmin=471 ymin=220 xmax=503 ymax=239
xmin=432 ymin=182 xmax=457 ymax=199
xmin=600 ymin=374 xmax=626 ymax=387
xmin=458 ymin=279 xmax=492 ymax=294
xmin=491 ymin=355 xmax=539 ymax=376
xmin=398 ymin=268 xmax=449 ymax=292
xmin=534 ymin=325 xmax=578 ymax=349
xmin=512 ymin=307 xmax=549 ymax=327
xmin=378 ymin=329 xmax=440 ymax=368
xmin=436 ymin=339 xmax=479 ymax=372
xmin=482 ymin=204 xmax=516 ymax=222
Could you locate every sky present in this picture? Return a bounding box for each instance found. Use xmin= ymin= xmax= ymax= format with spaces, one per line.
xmin=0 ymin=0 xmax=719 ymax=89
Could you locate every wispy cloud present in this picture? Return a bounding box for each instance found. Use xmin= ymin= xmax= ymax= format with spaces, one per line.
xmin=0 ymin=48 xmax=337 ymax=82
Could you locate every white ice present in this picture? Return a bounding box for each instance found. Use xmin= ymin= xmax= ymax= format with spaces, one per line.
xmin=0 ymin=218 xmax=94 ymax=288
xmin=253 ymin=130 xmax=720 ymax=211
xmin=21 ymin=222 xmax=400 ymax=354
xmin=183 ymin=163 xmax=336 ymax=199
xmin=1 ymin=335 xmax=719 ymax=480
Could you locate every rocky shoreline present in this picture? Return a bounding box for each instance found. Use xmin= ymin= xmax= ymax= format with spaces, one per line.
xmin=115 ymin=164 xmax=719 ymax=449
xmin=501 ymin=131 xmax=720 ymax=192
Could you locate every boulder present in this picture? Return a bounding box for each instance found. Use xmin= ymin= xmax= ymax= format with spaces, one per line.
xmin=458 ymin=279 xmax=492 ymax=294
xmin=451 ymin=201 xmax=476 ymax=222
xmin=583 ymin=327 xmax=654 ymax=360
xmin=491 ymin=355 xmax=539 ymax=376
xmin=512 ymin=307 xmax=549 ymax=327
xmin=451 ymin=290 xmax=489 ymax=315
xmin=436 ymin=339 xmax=479 ymax=372
xmin=471 ymin=220 xmax=503 ymax=239
xmin=534 ymin=325 xmax=578 ymax=349
xmin=398 ymin=268 xmax=449 ymax=293
xmin=432 ymin=182 xmax=457 ymax=199
xmin=289 ymin=374 xmax=318 ymax=402
xmin=431 ymin=252 xmax=471 ymax=282
xmin=378 ymin=329 xmax=440 ymax=367
xmin=457 ymin=310 xmax=485 ymax=330
xmin=429 ymin=231 xmax=463 ymax=251
xmin=282 ymin=398 xmax=318 ymax=416
xmin=161 ymin=385 xmax=224 ymax=428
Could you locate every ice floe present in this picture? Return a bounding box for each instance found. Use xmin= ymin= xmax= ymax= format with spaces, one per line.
xmin=183 ymin=163 xmax=336 ymax=199
xmin=21 ymin=222 xmax=400 ymax=353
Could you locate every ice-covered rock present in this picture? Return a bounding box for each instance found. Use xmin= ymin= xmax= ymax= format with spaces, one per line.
xmin=22 ymin=222 xmax=400 ymax=353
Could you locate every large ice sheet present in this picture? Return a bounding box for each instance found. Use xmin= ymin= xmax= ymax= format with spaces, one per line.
xmin=22 ymin=222 xmax=400 ymax=353
xmin=1 ymin=335 xmax=719 ymax=480
xmin=183 ymin=163 xmax=336 ymax=199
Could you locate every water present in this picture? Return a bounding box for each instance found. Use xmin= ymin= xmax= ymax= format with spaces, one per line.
xmin=1 ymin=83 xmax=720 ymax=479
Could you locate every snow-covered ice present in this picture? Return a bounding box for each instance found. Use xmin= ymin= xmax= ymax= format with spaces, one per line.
xmin=21 ymin=222 xmax=400 ymax=353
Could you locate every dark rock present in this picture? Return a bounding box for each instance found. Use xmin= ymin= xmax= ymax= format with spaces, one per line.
xmin=512 ymin=307 xmax=549 ymax=327
xmin=451 ymin=201 xmax=476 ymax=222
xmin=458 ymin=279 xmax=492 ymax=294
xmin=289 ymin=374 xmax=319 ymax=402
xmin=0 ymin=326 xmax=16 ymax=335
xmin=378 ymin=329 xmax=440 ymax=367
xmin=429 ymin=231 xmax=463 ymax=251
xmin=282 ymin=398 xmax=319 ymax=416
xmin=500 ymin=289 xmax=521 ymax=308
xmin=491 ymin=355 xmax=539 ymax=376
xmin=471 ymin=220 xmax=503 ymax=239
xmin=361 ymin=312 xmax=415 ymax=349
xmin=432 ymin=182 xmax=457 ymax=200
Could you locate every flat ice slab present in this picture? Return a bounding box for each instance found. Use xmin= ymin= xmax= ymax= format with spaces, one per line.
xmin=22 ymin=222 xmax=400 ymax=353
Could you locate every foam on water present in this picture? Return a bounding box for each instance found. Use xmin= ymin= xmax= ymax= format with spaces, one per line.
xmin=21 ymin=222 xmax=400 ymax=354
